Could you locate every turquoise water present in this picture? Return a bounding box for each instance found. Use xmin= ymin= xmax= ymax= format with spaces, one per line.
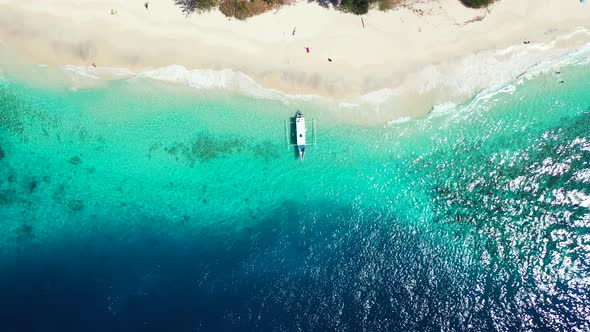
xmin=0 ymin=59 xmax=589 ymax=331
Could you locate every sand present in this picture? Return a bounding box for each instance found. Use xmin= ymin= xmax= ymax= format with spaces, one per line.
xmin=0 ymin=0 xmax=589 ymax=120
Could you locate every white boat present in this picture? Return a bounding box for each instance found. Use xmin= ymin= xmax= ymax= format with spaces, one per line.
xmin=284 ymin=110 xmax=316 ymax=160
xmin=295 ymin=110 xmax=306 ymax=160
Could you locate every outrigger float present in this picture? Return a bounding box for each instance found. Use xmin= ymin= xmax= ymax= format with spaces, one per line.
xmin=285 ymin=110 xmax=317 ymax=160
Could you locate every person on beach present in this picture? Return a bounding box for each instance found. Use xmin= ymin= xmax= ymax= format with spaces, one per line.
xmin=144 ymin=2 xmax=149 ymax=10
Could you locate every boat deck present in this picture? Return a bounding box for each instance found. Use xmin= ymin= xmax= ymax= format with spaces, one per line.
xmin=296 ymin=117 xmax=306 ymax=146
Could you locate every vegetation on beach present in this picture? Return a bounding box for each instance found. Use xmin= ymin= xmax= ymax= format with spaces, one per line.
xmin=459 ymin=0 xmax=496 ymax=8
xmin=219 ymin=0 xmax=287 ymax=20
xmin=340 ymin=0 xmax=398 ymax=14
xmin=174 ymin=0 xmax=218 ymax=14
xmin=175 ymin=0 xmax=495 ymax=19
xmin=175 ymin=0 xmax=285 ymax=18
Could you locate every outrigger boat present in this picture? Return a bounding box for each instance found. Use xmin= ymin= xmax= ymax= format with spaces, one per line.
xmin=295 ymin=110 xmax=306 ymax=160
xmin=285 ymin=110 xmax=317 ymax=161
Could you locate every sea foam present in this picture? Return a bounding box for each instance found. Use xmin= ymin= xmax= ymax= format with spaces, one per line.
xmin=57 ymin=28 xmax=590 ymax=121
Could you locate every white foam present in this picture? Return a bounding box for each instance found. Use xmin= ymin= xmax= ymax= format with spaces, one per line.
xmin=344 ymin=88 xmax=404 ymax=115
xmin=62 ymin=65 xmax=99 ymax=79
xmin=386 ymin=117 xmax=412 ymax=126
xmin=138 ymin=65 xmax=250 ymax=90
xmin=358 ymin=88 xmax=401 ymax=106
xmin=134 ymin=65 xmax=328 ymax=104
xmin=337 ymin=102 xmax=360 ymax=110
xmin=480 ymin=84 xmax=517 ymax=100
xmin=431 ymin=102 xmax=457 ymax=114
xmin=62 ymin=65 xmax=135 ymax=79
xmin=54 ymin=27 xmax=590 ymax=121
xmin=414 ymin=28 xmax=590 ymax=103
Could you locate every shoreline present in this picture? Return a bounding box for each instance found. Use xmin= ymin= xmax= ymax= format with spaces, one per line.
xmin=0 ymin=0 xmax=589 ymax=120
xmin=2 ymin=34 xmax=590 ymax=127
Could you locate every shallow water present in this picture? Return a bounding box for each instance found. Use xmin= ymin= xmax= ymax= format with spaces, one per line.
xmin=0 ymin=58 xmax=589 ymax=331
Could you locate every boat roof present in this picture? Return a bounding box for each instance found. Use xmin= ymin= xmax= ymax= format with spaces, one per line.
xmin=296 ymin=117 xmax=306 ymax=146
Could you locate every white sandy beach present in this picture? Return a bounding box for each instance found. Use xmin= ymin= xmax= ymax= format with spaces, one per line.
xmin=0 ymin=0 xmax=589 ymax=121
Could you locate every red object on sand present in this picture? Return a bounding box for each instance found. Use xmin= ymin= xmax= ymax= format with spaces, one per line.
xmin=305 ymin=47 xmax=310 ymax=53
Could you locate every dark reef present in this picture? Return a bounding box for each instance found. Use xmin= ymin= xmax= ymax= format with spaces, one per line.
xmin=68 ymin=199 xmax=84 ymax=211
xmin=69 ymin=156 xmax=82 ymax=166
